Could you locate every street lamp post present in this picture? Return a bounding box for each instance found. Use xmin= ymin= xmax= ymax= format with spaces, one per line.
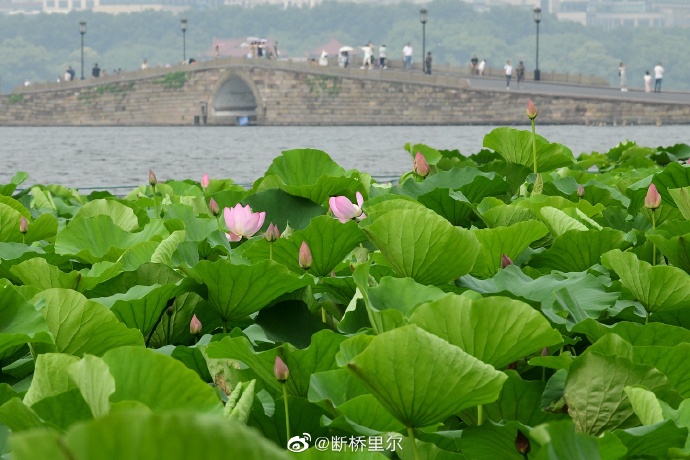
xmin=79 ymin=21 xmax=86 ymax=80
xmin=533 ymin=7 xmax=541 ymax=81
xmin=419 ymin=8 xmax=428 ymax=74
xmin=180 ymin=19 xmax=188 ymax=63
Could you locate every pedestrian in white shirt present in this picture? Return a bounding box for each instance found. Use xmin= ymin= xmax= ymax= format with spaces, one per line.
xmin=504 ymin=60 xmax=513 ymax=90
xmin=654 ymin=63 xmax=664 ymax=93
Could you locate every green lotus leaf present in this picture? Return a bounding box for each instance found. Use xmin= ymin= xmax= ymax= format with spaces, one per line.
xmin=480 ymin=203 xmax=535 ymax=228
xmin=163 ymin=204 xmax=217 ymax=242
xmin=11 ymin=410 xmax=290 ymax=460
xmin=54 ymin=215 xmax=168 ymax=263
xmin=514 ymin=194 xmax=605 ymax=218
xmin=367 ymin=276 xmax=448 ymax=318
xmin=529 ymin=420 xmax=601 ymax=460
xmin=602 ymin=249 xmax=690 ymax=313
xmin=149 ymin=292 xmax=209 ymax=349
xmin=30 ymin=389 xmax=93 ymax=430
xmin=308 ymin=368 xmax=370 ymax=410
xmin=460 ymin=267 xmax=618 ymax=330
xmin=92 ymin=278 xmax=196 ymax=338
xmin=470 ymin=220 xmax=548 ymax=278
xmin=628 ymin=162 xmax=690 ymax=212
xmin=242 ymin=216 xmax=367 ymax=277
xmin=84 ymin=262 xmax=182 ymax=298
xmin=540 ymin=206 xmax=589 ymax=236
xmin=625 ymin=386 xmax=663 ymax=425
xmin=193 ymin=259 xmax=310 ymax=325
xmin=668 ymin=186 xmax=690 ymax=220
xmin=646 ymin=229 xmax=690 ymax=274
xmin=0 ymin=398 xmax=51 ymax=432
xmin=23 ymin=353 xmax=79 ymax=407
xmin=243 ymin=188 xmax=325 ymax=231
xmin=360 ymin=195 xmax=422 ymax=222
xmin=408 ymin=295 xmax=562 ymax=369
xmin=150 ymin=230 xmax=186 ymax=265
xmin=633 ymin=344 xmax=690 ymax=398
xmin=416 ymin=188 xmax=476 ymax=227
xmin=102 ymin=346 xmax=220 ymax=412
xmin=22 ymin=213 xmax=58 ymax=244
xmin=206 ymin=330 xmax=345 ymax=398
xmin=572 ymin=319 xmax=690 ymax=347
xmin=361 ymin=207 xmax=481 ymax=285
xmin=483 ymin=127 xmax=575 ymax=171
xmin=0 ymin=282 xmax=52 ymax=356
xmin=398 ymin=167 xmax=506 ymax=201
xmin=68 ymin=354 xmax=116 ymax=418
xmin=530 ymin=228 xmax=632 ymax=272
xmin=74 ymin=199 xmax=140 ymax=231
xmin=117 ymin=241 xmax=160 ymax=271
xmin=611 ymin=419 xmax=687 ymax=460
xmin=347 ymin=325 xmax=507 ymax=427
xmin=32 ymin=288 xmax=144 ymax=356
xmin=564 ymin=352 xmax=670 ymax=436
xmin=337 ymin=394 xmax=406 ymax=433
xmin=0 ymin=203 xmax=24 ymax=243
xmin=10 ymin=257 xmax=80 ymax=291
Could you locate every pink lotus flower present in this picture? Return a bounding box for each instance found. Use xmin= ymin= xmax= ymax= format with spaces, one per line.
xmin=223 ymin=204 xmax=266 ymax=242
xmin=264 ymin=222 xmax=280 ymax=242
xmin=299 ymin=241 xmax=312 ymax=269
xmin=274 ymin=356 xmax=289 ymax=382
xmin=526 ymin=99 xmax=538 ymax=120
xmin=500 ymin=253 xmax=513 ymax=269
xmin=19 ymin=216 xmax=29 ymax=234
xmin=644 ymin=183 xmax=661 ymax=210
xmin=190 ymin=314 xmax=202 ymax=335
xmin=201 ymin=173 xmax=210 ymax=190
xmin=329 ymin=192 xmax=366 ymax=223
xmin=414 ymin=152 xmax=430 ymax=177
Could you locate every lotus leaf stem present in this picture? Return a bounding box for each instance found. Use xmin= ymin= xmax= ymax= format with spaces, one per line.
xmin=652 ymin=210 xmax=657 ymax=267
xmin=269 ymin=242 xmax=273 ymax=261
xmin=477 ymin=404 xmax=484 ymax=425
xmin=531 ymin=118 xmax=538 ymax=175
xmin=282 ymin=384 xmax=290 ymax=443
xmin=152 ymin=184 xmax=160 ymax=218
xmin=407 ymin=426 xmax=421 ymax=460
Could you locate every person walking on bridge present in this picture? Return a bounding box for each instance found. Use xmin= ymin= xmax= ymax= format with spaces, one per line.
xmin=425 ymin=52 xmax=432 ymax=75
xmin=644 ymin=70 xmax=652 ymax=93
xmin=654 ymin=63 xmax=664 ymax=93
xmin=504 ymin=60 xmax=513 ymax=90
xmin=403 ymin=42 xmax=413 ymax=69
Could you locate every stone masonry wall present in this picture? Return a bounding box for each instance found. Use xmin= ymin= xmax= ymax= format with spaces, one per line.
xmin=0 ymin=64 xmax=688 ymax=127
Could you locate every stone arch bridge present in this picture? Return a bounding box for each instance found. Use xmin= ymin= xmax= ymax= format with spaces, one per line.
xmin=2 ymin=58 xmax=690 ymax=126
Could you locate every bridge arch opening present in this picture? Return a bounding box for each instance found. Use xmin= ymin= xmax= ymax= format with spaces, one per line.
xmin=212 ymin=76 xmax=258 ymax=122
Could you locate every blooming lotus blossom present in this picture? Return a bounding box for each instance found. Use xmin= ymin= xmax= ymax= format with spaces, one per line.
xmin=274 ymin=356 xmax=289 ymax=382
xmin=190 ymin=314 xmax=202 ymax=335
xmin=526 ymin=99 xmax=538 ymax=120
xmin=149 ymin=169 xmax=158 ymax=186
xmin=500 ymin=253 xmax=513 ymax=269
xmin=265 ymin=222 xmax=280 ymax=242
xmin=201 ymin=173 xmax=210 ymax=190
xmin=329 ymin=192 xmax=366 ymax=223
xmin=299 ymin=241 xmax=312 ymax=269
xmin=209 ymin=198 xmax=220 ymax=217
xmin=644 ymin=183 xmax=661 ymax=210
xmin=223 ymin=204 xmax=266 ymax=242
xmin=19 ymin=216 xmax=29 ymax=234
xmin=414 ymin=152 xmax=430 ymax=177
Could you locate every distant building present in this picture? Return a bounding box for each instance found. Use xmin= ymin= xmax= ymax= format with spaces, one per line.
xmin=552 ymin=0 xmax=690 ymax=28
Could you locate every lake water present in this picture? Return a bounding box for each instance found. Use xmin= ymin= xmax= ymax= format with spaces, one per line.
xmin=2 ymin=125 xmax=689 ymax=190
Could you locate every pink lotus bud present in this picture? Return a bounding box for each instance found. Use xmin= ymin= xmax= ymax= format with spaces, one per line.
xmin=686 ymin=158 xmax=690 ymax=165
xmin=414 ymin=152 xmax=430 ymax=177
xmin=500 ymin=253 xmax=513 ymax=269
xmin=190 ymin=314 xmax=202 ymax=335
xmin=274 ymin=356 xmax=289 ymax=382
xmin=299 ymin=241 xmax=312 ymax=269
xmin=541 ymin=347 xmax=549 ymax=356
xmin=209 ymin=198 xmax=220 ymax=217
xmin=264 ymin=222 xmax=280 ymax=242
xmin=515 ymin=430 xmax=531 ymax=455
xmin=149 ymin=169 xmax=158 ymax=186
xmin=644 ymin=183 xmax=661 ymax=210
xmin=329 ymin=192 xmax=365 ymax=223
xmin=526 ymin=99 xmax=538 ymax=120
xmin=223 ymin=203 xmax=266 ymax=242
xmin=19 ymin=216 xmax=29 ymax=234
xmin=577 ymin=184 xmax=585 ymax=198
xmin=201 ymin=173 xmax=210 ymax=190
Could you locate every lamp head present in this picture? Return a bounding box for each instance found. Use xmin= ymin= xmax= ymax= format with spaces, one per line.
xmin=533 ymin=7 xmax=542 ymax=24
xmin=79 ymin=21 xmax=86 ymax=35
xmin=419 ymin=8 xmax=428 ymax=24
xmin=181 ymin=18 xmax=188 ymax=32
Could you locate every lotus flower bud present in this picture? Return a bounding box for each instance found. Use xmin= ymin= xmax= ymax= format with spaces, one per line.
xmin=500 ymin=253 xmax=513 ymax=269
xmin=644 ymin=183 xmax=661 ymax=210
xmin=299 ymin=241 xmax=312 ymax=269
xmin=274 ymin=356 xmax=289 ymax=382
xmin=264 ymin=222 xmax=280 ymax=242
xmin=526 ymin=99 xmax=538 ymax=120
xmin=414 ymin=152 xmax=430 ymax=177
xmin=507 ymin=362 xmax=517 ymax=370
xmin=149 ymin=169 xmax=158 ymax=186
xmin=19 ymin=216 xmax=29 ymax=234
xmin=515 ymin=430 xmax=531 ymax=455
xmin=577 ymin=184 xmax=585 ymax=198
xmin=541 ymin=347 xmax=549 ymax=356
xmin=209 ymin=198 xmax=220 ymax=217
xmin=201 ymin=173 xmax=210 ymax=190
xmin=190 ymin=314 xmax=202 ymax=335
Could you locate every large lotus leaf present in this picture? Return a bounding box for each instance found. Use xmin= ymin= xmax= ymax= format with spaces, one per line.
xmin=480 ymin=203 xmax=535 ymax=228
xmin=54 ymin=215 xmax=168 ymax=263
xmin=0 ymin=202 xmax=23 ymax=243
xmin=633 ymin=344 xmax=690 ymax=398
xmin=347 ymin=325 xmax=507 ymax=427
xmin=84 ymin=262 xmax=182 ymax=298
xmin=623 ymin=162 xmax=690 ymax=212
xmin=241 ymin=216 xmax=367 ymax=277
xmin=514 ymin=195 xmax=605 ymax=218
xmin=30 ymin=389 xmax=93 ymax=431
xmin=470 ymin=220 xmax=548 ymax=278
xmin=336 ymin=394 xmax=406 ymax=433
xmin=458 ymin=421 xmax=530 ymax=460
xmin=10 ymin=257 xmax=81 ymax=291
xmin=416 ymin=188 xmax=476 ymax=227
xmin=669 ymin=187 xmax=690 ymax=220
xmin=367 ymin=276 xmax=448 ymax=316
xmin=308 ymin=368 xmax=370 ymax=411
xmin=610 ymin=420 xmax=688 ymax=460
xmin=602 ymin=249 xmax=690 ymax=312
xmin=459 ymin=266 xmax=619 ymax=330
xmin=361 ymin=207 xmax=481 ymax=285
xmin=193 ymin=259 xmax=310 ymax=325
xmin=31 ymin=288 xmax=144 ymax=356
xmin=23 ymin=353 xmax=79 ymax=407
xmin=163 ymin=204 xmax=217 ymax=242
xmin=23 ymin=214 xmax=59 ymax=244
xmin=360 ymin=195 xmax=423 ymax=222
xmin=564 ymin=352 xmax=670 ymax=435
xmin=625 ymin=386 xmax=664 ymax=426
xmin=529 ymin=420 xmax=602 ymax=460
xmin=206 ymin=330 xmax=345 ymax=398
xmin=102 ymin=346 xmax=220 ymax=412
xmin=0 ymin=282 xmax=52 ymax=356
xmin=149 ymin=292 xmax=208 ymax=349
xmin=540 ymin=206 xmax=588 ymax=236
xmin=150 ymin=230 xmax=186 ymax=265
xmin=243 ymin=188 xmax=325 ymax=231
xmin=11 ymin=410 xmax=290 ymax=460
xmin=92 ymin=278 xmax=196 ymax=338
xmin=408 ymin=295 xmax=562 ymax=369
xmin=483 ymin=127 xmax=575 ymax=171
xmin=68 ymin=354 xmax=116 ymax=418
xmin=397 ymin=167 xmax=506 ymax=201
xmin=74 ymin=199 xmax=140 ymax=231
xmin=572 ymin=319 xmax=690 ymax=347
xmin=264 ymin=148 xmax=347 ymax=184
xmin=0 ymin=398 xmax=49 ymax=432
xmin=530 ymin=228 xmax=632 ymax=272
xmin=646 ymin=230 xmax=690 ymax=274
